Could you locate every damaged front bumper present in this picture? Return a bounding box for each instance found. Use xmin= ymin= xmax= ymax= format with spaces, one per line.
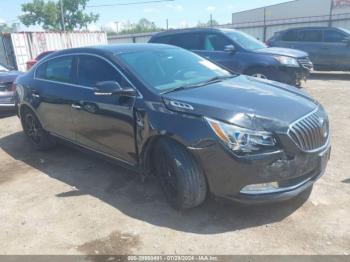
xmin=190 ymin=139 xmax=331 ymax=204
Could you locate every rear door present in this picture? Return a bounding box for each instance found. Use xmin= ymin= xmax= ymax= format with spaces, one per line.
xmin=71 ymin=54 xmax=137 ymax=165
xmin=322 ymin=29 xmax=350 ymax=70
xmin=33 ymin=55 xmax=76 ymax=140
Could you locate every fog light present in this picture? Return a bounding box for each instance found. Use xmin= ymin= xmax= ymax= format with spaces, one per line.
xmin=240 ymin=182 xmax=279 ymax=194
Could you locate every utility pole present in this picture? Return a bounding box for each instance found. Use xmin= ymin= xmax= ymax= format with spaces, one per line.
xmin=210 ymin=14 xmax=213 ymax=27
xmin=114 ymin=21 xmax=119 ymax=33
xmin=166 ymin=19 xmax=168 ymax=30
xmin=329 ymin=0 xmax=334 ymax=27
xmin=263 ymin=7 xmax=267 ymax=42
xmin=59 ymin=0 xmax=65 ymax=32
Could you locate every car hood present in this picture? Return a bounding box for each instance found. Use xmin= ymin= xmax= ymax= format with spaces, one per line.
xmin=256 ymin=47 xmax=308 ymax=58
xmin=162 ymin=75 xmax=318 ymax=132
xmin=0 ymin=70 xmax=22 ymax=83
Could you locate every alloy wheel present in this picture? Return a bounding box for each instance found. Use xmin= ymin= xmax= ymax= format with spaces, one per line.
xmin=23 ymin=113 xmax=42 ymax=144
xmin=252 ymin=73 xmax=268 ymax=79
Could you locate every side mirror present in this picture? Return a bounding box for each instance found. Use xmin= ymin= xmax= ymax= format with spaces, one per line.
xmin=224 ymin=44 xmax=235 ymax=53
xmin=94 ymin=81 xmax=137 ymax=97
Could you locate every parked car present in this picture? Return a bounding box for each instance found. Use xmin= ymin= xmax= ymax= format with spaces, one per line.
xmin=15 ymin=44 xmax=330 ymax=209
xmin=149 ymin=28 xmax=313 ymax=87
xmin=267 ymin=27 xmax=350 ymax=71
xmin=0 ymin=63 xmax=22 ymax=115
xmin=26 ymin=51 xmax=55 ymax=71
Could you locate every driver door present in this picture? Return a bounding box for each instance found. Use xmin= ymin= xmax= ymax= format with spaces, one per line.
xmin=194 ymin=33 xmax=237 ymax=71
xmin=71 ymin=54 xmax=137 ymax=165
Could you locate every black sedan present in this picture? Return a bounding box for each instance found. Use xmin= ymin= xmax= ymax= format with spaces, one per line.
xmin=14 ymin=44 xmax=331 ymax=209
xmin=0 ymin=63 xmax=22 ymax=115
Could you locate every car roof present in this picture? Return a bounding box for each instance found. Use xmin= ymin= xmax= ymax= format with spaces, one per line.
xmin=281 ymin=26 xmax=343 ymax=32
xmin=151 ymin=27 xmax=237 ymax=38
xmin=47 ymin=43 xmax=177 ymax=57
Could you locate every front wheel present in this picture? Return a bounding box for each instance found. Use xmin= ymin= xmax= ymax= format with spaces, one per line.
xmin=21 ymin=108 xmax=56 ymax=150
xmin=246 ymin=68 xmax=271 ymax=80
xmin=153 ymin=138 xmax=207 ymax=210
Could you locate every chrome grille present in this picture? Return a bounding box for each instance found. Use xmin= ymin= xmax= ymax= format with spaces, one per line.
xmin=298 ymin=57 xmax=313 ymax=70
xmin=288 ymin=109 xmax=329 ymax=152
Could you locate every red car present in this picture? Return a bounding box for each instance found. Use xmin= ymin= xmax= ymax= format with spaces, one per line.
xmin=26 ymin=51 xmax=55 ymax=71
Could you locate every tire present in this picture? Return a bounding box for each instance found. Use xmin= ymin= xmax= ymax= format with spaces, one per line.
xmin=153 ymin=138 xmax=207 ymax=210
xmin=21 ymin=108 xmax=56 ymax=150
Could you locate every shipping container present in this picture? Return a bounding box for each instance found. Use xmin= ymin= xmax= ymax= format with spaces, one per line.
xmin=108 ymin=32 xmax=155 ymax=44
xmin=0 ymin=31 xmax=107 ymax=72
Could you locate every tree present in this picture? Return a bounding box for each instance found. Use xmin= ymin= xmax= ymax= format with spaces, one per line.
xmin=0 ymin=23 xmax=18 ymax=33
xmin=119 ymin=18 xmax=160 ymax=34
xmin=19 ymin=0 xmax=99 ymax=31
xmin=197 ymin=19 xmax=219 ymax=27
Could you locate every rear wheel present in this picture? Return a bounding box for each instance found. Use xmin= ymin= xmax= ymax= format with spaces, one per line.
xmin=153 ymin=138 xmax=207 ymax=209
xmin=21 ymin=108 xmax=56 ymax=150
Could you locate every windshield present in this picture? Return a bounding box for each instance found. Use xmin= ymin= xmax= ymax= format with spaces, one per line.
xmin=225 ymin=30 xmax=267 ymax=50
xmin=0 ymin=64 xmax=9 ymax=72
xmin=118 ymin=48 xmax=231 ymax=93
xmin=340 ymin=28 xmax=350 ymax=35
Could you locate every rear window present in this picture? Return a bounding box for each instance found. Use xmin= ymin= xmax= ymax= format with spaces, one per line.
xmin=36 ymin=56 xmax=73 ymax=83
xmin=153 ymin=33 xmax=203 ymax=50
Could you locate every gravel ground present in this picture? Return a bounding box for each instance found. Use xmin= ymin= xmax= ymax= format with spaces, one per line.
xmin=0 ymin=72 xmax=349 ymax=255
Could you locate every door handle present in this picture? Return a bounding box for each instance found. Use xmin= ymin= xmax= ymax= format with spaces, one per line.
xmin=94 ymin=91 xmax=113 ymax=96
xmin=71 ymin=104 xmax=82 ymax=110
xmin=321 ymin=46 xmax=330 ymax=49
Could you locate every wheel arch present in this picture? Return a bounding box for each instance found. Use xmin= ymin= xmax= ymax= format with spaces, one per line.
xmin=140 ymin=134 xmax=210 ymax=190
xmin=243 ymin=65 xmax=269 ymax=75
xmin=19 ymin=103 xmax=45 ymax=129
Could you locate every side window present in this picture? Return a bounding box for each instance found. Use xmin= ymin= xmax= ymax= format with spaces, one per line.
xmin=203 ymin=34 xmax=232 ymax=51
xmin=298 ymin=30 xmax=323 ymax=42
xmin=36 ymin=62 xmax=47 ymax=79
xmin=152 ymin=35 xmax=172 ymax=44
xmin=35 ymin=56 xmax=73 ymax=83
xmin=168 ymin=33 xmax=203 ymax=50
xmin=324 ymin=30 xmax=346 ymax=43
xmin=77 ymin=55 xmax=127 ymax=87
xmin=282 ymin=30 xmax=298 ymax=41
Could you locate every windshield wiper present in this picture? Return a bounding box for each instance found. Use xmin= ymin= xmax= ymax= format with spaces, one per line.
xmin=202 ymin=75 xmax=238 ymax=84
xmin=162 ymin=75 xmax=238 ymax=95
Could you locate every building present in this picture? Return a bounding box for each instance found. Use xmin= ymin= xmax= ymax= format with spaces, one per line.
xmin=231 ymin=0 xmax=350 ymax=41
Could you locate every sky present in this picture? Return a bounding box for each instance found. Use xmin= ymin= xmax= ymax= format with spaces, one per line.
xmin=0 ymin=0 xmax=292 ymax=31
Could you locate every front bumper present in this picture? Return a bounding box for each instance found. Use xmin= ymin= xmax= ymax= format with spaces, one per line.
xmin=0 ymin=103 xmax=15 ymax=114
xmin=190 ymin=139 xmax=330 ymax=204
xmin=272 ymin=66 xmax=311 ymax=86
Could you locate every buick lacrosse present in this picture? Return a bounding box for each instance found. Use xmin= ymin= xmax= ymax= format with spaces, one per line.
xmin=15 ymin=44 xmax=331 ymax=209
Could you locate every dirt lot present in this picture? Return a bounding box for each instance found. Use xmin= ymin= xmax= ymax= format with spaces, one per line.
xmin=0 ymin=72 xmax=350 ymax=255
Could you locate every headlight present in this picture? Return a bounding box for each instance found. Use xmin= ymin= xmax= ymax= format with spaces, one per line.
xmin=274 ymin=56 xmax=299 ymax=67
xmin=205 ymin=117 xmax=278 ymax=156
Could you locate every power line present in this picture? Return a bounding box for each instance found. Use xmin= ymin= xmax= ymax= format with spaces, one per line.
xmin=87 ymin=0 xmax=175 ymax=8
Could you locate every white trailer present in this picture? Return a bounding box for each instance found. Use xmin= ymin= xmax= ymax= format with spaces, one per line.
xmin=0 ymin=31 xmax=108 ymax=72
